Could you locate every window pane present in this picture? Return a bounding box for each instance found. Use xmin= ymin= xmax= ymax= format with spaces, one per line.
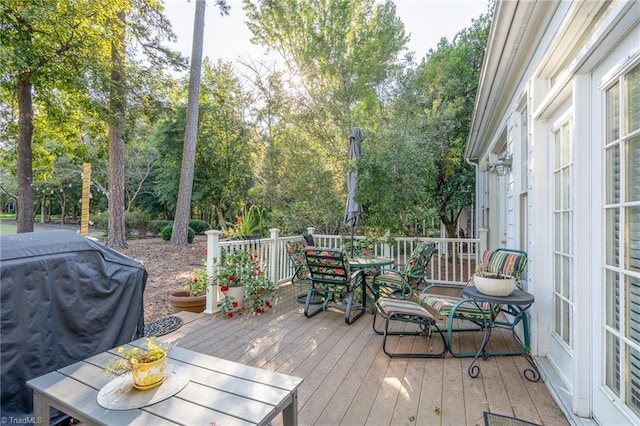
xmin=626 ymin=64 xmax=640 ymax=133
xmin=554 ymin=212 xmax=561 ymax=251
xmin=608 ymin=82 xmax=620 ymax=142
xmin=553 ymin=255 xmax=560 ymax=292
xmin=606 ymin=145 xmax=621 ymax=204
xmin=606 ymin=269 xmax=620 ymax=329
xmin=563 ymin=255 xmax=571 ymax=297
xmin=627 ymin=206 xmax=640 ymax=273
xmin=627 ymin=345 xmax=640 ymax=416
xmin=566 ymin=168 xmax=572 ymax=208
xmin=628 ymin=136 xmax=640 ymax=202
xmin=562 ymin=300 xmax=571 ymax=345
xmin=606 ymin=208 xmax=620 ymax=266
xmin=563 ymin=211 xmax=570 ymax=251
xmin=554 ymin=296 xmax=561 ymax=335
xmin=606 ymin=331 xmax=620 ymax=395
xmin=628 ymin=274 xmax=640 ymax=345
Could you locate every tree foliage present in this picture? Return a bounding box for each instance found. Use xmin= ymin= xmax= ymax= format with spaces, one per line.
xmin=243 ymin=0 xmax=407 ymax=233
xmin=0 ymin=0 xmax=491 ymax=241
xmin=154 ymin=59 xmax=253 ymax=229
xmin=357 ymin=12 xmax=491 ymax=237
xmin=1 ymin=0 xmax=184 ymax=241
xmin=415 ymin=13 xmax=491 ymax=237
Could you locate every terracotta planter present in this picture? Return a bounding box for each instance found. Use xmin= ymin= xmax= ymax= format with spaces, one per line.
xmin=132 ymin=353 xmax=167 ymax=390
xmin=168 ymin=291 xmax=206 ymax=313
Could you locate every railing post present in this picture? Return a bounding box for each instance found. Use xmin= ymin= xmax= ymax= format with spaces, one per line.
xmin=205 ymin=230 xmax=222 ymax=314
xmin=383 ymin=229 xmax=391 ymax=258
xmin=269 ymin=228 xmax=280 ymax=284
xmin=479 ymin=228 xmax=489 ymax=256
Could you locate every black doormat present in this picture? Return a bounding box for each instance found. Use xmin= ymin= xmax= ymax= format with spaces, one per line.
xmin=144 ymin=316 xmax=183 ymax=337
xmin=483 ymin=412 xmax=540 ymax=426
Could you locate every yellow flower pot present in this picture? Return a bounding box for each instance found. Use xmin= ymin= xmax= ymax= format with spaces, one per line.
xmin=132 ymin=353 xmax=167 ymax=390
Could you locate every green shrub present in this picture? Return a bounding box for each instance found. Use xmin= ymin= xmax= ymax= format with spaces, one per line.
xmin=161 ymin=224 xmax=195 ymax=243
xmin=150 ymin=220 xmax=172 ymax=235
xmin=188 ymin=219 xmax=211 ymax=235
xmin=91 ymin=211 xmax=109 ymax=230
xmin=125 ymin=211 xmax=152 ymax=236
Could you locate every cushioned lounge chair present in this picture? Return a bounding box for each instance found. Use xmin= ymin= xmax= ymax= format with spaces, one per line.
xmin=373 ymin=297 xmax=448 ymax=358
xmin=371 ymin=241 xmax=436 ymax=301
xmin=419 ymin=248 xmax=528 ymax=357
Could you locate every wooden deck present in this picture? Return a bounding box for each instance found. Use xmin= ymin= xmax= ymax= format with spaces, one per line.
xmin=157 ymin=284 xmax=569 ymax=426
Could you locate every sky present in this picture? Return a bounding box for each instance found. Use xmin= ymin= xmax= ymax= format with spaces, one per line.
xmin=163 ymin=0 xmax=490 ymax=66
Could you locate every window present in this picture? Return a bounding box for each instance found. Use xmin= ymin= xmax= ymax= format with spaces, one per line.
xmin=552 ymin=119 xmax=573 ymax=346
xmin=604 ymin=62 xmax=640 ymax=415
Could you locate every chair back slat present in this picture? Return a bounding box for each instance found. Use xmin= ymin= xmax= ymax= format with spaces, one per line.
xmin=304 ymin=247 xmax=350 ymax=287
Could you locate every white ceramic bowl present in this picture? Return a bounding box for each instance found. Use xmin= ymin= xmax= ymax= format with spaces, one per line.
xmin=473 ymin=273 xmax=516 ymax=297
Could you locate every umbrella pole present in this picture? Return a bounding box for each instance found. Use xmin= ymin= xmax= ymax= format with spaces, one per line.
xmin=350 ymin=225 xmax=355 ymax=258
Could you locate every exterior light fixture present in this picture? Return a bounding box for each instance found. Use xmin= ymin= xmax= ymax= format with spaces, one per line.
xmin=491 ymin=151 xmax=513 ymax=176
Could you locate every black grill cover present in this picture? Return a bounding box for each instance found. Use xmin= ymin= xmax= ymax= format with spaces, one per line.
xmin=0 ymin=230 xmax=147 ymax=423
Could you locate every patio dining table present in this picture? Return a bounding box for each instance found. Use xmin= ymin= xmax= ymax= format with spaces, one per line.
xmin=348 ymin=255 xmax=394 ymax=273
xmin=26 ymin=338 xmax=303 ymax=426
xmin=347 ymin=256 xmax=394 ymax=308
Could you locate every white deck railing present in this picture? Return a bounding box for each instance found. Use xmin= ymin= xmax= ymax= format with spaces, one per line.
xmin=203 ymin=227 xmax=484 ymax=314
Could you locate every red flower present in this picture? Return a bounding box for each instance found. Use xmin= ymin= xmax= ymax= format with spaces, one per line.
xmin=226 ymin=312 xmax=234 ymax=318
xmin=232 ymin=301 xmax=238 ymax=308
xmin=204 ymin=248 xmax=208 ymax=255
xmin=255 ymin=307 xmax=263 ymax=314
xmin=229 ymin=275 xmax=236 ymax=281
xmin=266 ymin=301 xmax=272 ymax=308
xmin=220 ymin=285 xmax=229 ymax=292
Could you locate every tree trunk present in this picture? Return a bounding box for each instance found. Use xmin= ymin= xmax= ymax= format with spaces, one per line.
xmin=16 ymin=75 xmax=34 ymax=233
xmin=106 ymin=11 xmax=127 ymax=249
xmin=171 ymin=0 xmax=206 ymax=245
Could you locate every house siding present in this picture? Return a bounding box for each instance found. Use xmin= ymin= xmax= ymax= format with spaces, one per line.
xmin=467 ymin=1 xmax=640 ymax=423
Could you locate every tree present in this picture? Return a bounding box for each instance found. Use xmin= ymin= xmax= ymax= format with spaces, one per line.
xmin=171 ymin=0 xmax=207 ymax=245
xmin=356 ymin=13 xmax=491 ymax=237
xmin=154 ymin=59 xmax=253 ymax=229
xmin=415 ymin=13 xmax=491 ymax=237
xmin=1 ymin=0 xmax=115 ymax=232
xmin=1 ymin=0 xmax=184 ymax=239
xmin=107 ymin=10 xmax=128 ymax=248
xmin=243 ymin=0 xmax=407 ymax=232
xmin=171 ymin=0 xmax=230 ymax=245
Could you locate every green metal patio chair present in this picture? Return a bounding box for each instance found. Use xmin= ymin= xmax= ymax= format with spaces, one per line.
xmin=419 ymin=248 xmax=528 ymax=357
xmin=286 ymin=239 xmax=310 ymax=284
xmin=303 ymin=247 xmax=367 ymax=325
xmin=370 ymin=241 xmax=437 ymax=301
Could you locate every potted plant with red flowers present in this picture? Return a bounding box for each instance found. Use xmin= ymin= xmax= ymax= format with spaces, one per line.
xmin=218 ymin=248 xmax=275 ymax=318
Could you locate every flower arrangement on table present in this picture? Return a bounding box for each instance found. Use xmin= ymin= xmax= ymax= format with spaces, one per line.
xmin=218 ymin=248 xmax=276 ymax=318
xmin=104 ymin=337 xmax=172 ymax=390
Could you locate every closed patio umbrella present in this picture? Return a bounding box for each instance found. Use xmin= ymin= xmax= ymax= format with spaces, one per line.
xmin=344 ymin=127 xmax=363 ymax=257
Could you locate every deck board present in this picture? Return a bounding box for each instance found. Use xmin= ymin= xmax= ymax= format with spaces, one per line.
xmin=158 ymin=284 xmax=569 ymax=425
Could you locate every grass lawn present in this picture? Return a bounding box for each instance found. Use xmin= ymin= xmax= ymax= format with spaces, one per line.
xmin=0 ymin=214 xmax=17 ymax=235
xmin=0 ymin=221 xmax=17 ymax=235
